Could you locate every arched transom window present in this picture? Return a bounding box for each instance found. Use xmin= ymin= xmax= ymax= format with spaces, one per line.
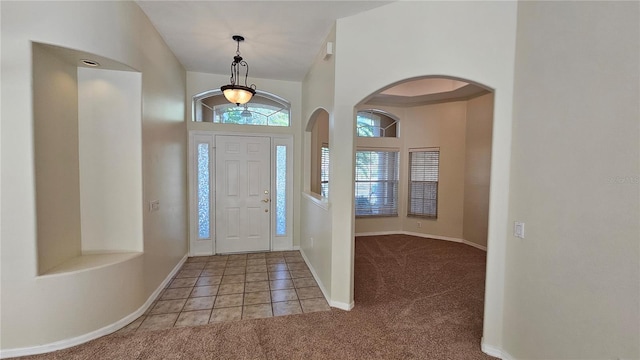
xmin=193 ymin=90 xmax=290 ymax=127
xmin=356 ymin=110 xmax=398 ymax=137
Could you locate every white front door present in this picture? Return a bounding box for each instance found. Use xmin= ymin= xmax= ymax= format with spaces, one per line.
xmin=215 ymin=135 xmax=271 ymax=253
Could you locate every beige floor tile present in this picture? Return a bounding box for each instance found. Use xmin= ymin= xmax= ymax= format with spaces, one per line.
xmin=269 ymin=271 xmax=291 ymax=280
xmin=183 ymin=296 xmax=215 ymax=311
xmin=218 ymin=283 xmax=245 ymax=295
xmin=300 ymin=298 xmax=331 ymax=313
xmin=296 ymin=286 xmax=324 ymax=300
xmin=196 ymin=276 xmax=222 ymax=286
xmin=221 ymin=274 xmax=246 ymax=284
xmin=187 ymin=256 xmax=209 ymax=263
xmin=176 ymin=269 xmax=202 ymax=278
xmin=246 ymin=259 xmax=266 ymax=266
xmin=273 ymin=300 xmax=303 ymax=317
xmin=271 ymin=289 xmax=298 ymax=302
xmin=175 ymin=310 xmax=212 ymax=327
xmin=267 ymin=263 xmax=288 ymax=272
xmin=168 ymin=277 xmax=198 ymax=288
xmin=224 ymin=266 xmax=246 ymax=275
xmin=138 ymin=313 xmax=178 ymax=331
xmin=227 ymin=254 xmax=247 ymax=260
xmin=266 ymin=258 xmax=286 ymax=265
xmin=290 ymin=269 xmax=313 ymax=279
xmin=270 ymin=279 xmax=294 ymax=290
xmin=246 ymin=265 xmax=267 ymax=273
xmin=115 ymin=316 xmax=145 ymax=335
xmin=210 ymin=307 xmax=242 ymax=322
xmin=190 ymin=285 xmax=218 ymax=297
xmin=244 ymin=281 xmax=270 ymax=292
xmin=205 ymin=262 xmax=227 ymax=270
xmin=285 ymin=256 xmax=304 ymax=263
xmin=247 ymin=253 xmax=266 ymax=259
xmin=144 ymin=302 xmax=156 ymax=315
xmin=214 ymin=294 xmax=244 ymax=308
xmin=201 ymin=268 xmax=225 ymax=277
xmin=286 ymin=262 xmax=309 ymax=271
xmin=160 ymin=287 xmax=192 ymax=300
xmin=293 ymin=277 xmax=318 ymax=288
xmin=242 ymin=304 xmax=273 ymax=319
xmin=149 ymin=299 xmax=187 ymax=314
xmin=181 ymin=262 xmax=206 ymax=270
xmin=245 ymin=272 xmax=269 ymax=282
xmin=208 ymin=256 xmax=228 ymax=263
xmin=226 ymin=260 xmax=247 ymax=267
xmin=265 ymin=252 xmax=284 ymax=258
xmin=243 ymin=291 xmax=271 ymax=305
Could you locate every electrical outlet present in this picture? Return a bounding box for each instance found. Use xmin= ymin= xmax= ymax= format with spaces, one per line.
xmin=417 ymin=221 xmax=422 ymax=228
xmin=149 ymin=200 xmax=160 ymax=212
xmin=514 ymin=221 xmax=525 ymax=238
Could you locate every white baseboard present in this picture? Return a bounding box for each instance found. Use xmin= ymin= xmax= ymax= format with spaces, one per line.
xmin=329 ymin=300 xmax=355 ymax=311
xmin=297 ymin=248 xmax=350 ymax=311
xmin=0 ymin=254 xmax=188 ymax=359
xmin=481 ymin=337 xmax=516 ymax=360
xmin=355 ymin=231 xmax=487 ymax=252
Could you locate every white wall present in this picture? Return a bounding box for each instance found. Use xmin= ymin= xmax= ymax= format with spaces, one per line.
xmin=300 ymin=25 xmax=336 ymax=300
xmin=78 ymin=67 xmax=143 ymax=253
xmin=1 ymin=1 xmax=186 ymax=351
xmin=503 ymin=2 xmax=639 ymax=359
xmin=32 ymin=43 xmax=82 ymax=274
xmin=331 ymin=3 xmax=517 ymax=343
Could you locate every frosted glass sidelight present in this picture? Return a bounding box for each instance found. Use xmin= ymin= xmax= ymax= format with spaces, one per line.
xmin=197 ymin=143 xmax=210 ymax=239
xmin=276 ymin=145 xmax=287 ymax=235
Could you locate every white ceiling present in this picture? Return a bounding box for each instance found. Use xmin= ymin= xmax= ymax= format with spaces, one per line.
xmin=136 ymin=1 xmax=392 ymax=82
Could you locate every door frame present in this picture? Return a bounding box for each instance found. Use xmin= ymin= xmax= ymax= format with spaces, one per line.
xmin=188 ymin=130 xmax=294 ymax=255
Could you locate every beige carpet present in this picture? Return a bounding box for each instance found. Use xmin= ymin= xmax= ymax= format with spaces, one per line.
xmin=16 ymin=235 xmax=495 ymax=359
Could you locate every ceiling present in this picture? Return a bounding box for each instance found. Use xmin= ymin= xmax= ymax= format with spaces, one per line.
xmin=136 ymin=1 xmax=392 ymax=82
xmin=136 ymin=1 xmax=492 ymax=103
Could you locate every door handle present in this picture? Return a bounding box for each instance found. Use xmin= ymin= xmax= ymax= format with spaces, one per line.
xmin=262 ymin=198 xmax=270 ymax=203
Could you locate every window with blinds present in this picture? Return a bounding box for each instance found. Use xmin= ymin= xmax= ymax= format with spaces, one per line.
xmin=320 ymin=145 xmax=329 ymax=198
xmin=355 ymin=150 xmax=399 ymax=216
xmin=408 ymin=149 xmax=439 ymax=218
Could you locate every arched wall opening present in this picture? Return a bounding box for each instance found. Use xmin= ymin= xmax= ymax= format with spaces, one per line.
xmin=351 ymin=75 xmax=495 ymax=341
xmin=354 ymin=75 xmax=493 ymax=243
xmin=305 ymin=108 xmax=330 ymax=198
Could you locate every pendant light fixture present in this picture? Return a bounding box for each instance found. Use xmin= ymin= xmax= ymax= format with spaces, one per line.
xmin=221 ymin=35 xmax=256 ymax=106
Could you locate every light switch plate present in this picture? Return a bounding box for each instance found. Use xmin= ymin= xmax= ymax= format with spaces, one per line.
xmin=514 ymin=221 xmax=525 ymax=238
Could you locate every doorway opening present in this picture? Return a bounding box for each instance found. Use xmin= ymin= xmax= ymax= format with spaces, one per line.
xmin=352 ymin=75 xmax=494 ymax=329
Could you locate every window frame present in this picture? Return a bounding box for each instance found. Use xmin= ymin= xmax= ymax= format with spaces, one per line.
xmin=354 ymin=149 xmax=400 ymax=218
xmin=407 ymin=148 xmax=440 ymax=219
xmin=356 ymin=109 xmax=399 ymax=138
xmin=192 ymin=89 xmax=291 ymax=127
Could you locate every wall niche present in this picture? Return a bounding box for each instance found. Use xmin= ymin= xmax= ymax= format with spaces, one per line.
xmin=33 ymin=43 xmax=143 ymax=275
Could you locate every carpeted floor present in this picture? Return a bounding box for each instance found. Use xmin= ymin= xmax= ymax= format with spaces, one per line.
xmin=16 ymin=235 xmax=495 ymax=359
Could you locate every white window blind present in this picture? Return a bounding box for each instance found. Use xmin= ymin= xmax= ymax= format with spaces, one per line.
xmin=408 ymin=149 xmax=439 ymax=218
xmin=355 ymin=150 xmax=399 ymax=216
xmin=320 ymin=145 xmax=329 ymax=198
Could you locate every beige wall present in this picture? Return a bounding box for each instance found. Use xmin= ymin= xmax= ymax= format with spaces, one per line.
xmin=32 ymin=44 xmax=83 ymax=274
xmin=78 ymin=67 xmax=143 ymax=254
xmin=503 ymin=2 xmax=639 ymax=359
xmin=355 ymin=95 xmax=493 ymax=247
xmin=463 ymin=93 xmax=493 ymax=248
xmin=1 ymin=1 xmax=186 ymax=350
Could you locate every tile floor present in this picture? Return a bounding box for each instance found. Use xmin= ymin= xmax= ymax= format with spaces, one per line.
xmin=117 ymin=251 xmax=331 ymax=334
